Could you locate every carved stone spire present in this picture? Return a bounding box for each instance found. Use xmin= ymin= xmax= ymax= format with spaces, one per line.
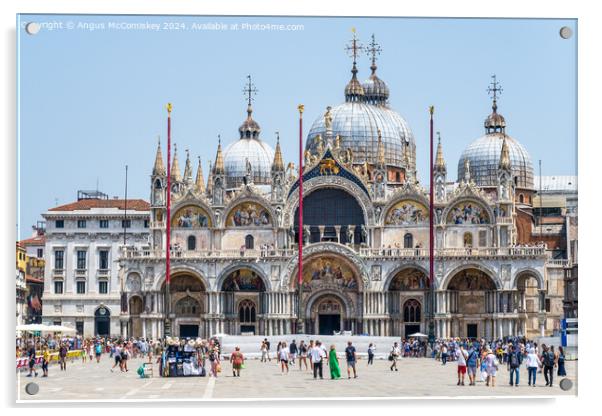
xmin=213 ymin=136 xmax=225 ymax=175
xmin=434 ymin=132 xmax=446 ymax=173
xmin=206 ymin=160 xmax=214 ymax=196
xmin=499 ymin=136 xmax=511 ymax=170
xmin=376 ymin=129 xmax=385 ymax=167
xmin=183 ymin=149 xmax=193 ymax=183
xmin=195 ymin=156 xmax=205 ymax=193
xmin=170 ymin=143 xmax=181 ymax=181
xmin=152 ymin=136 xmax=166 ymax=176
xmin=272 ymin=132 xmax=284 ymax=172
xmin=463 ymin=158 xmax=471 ymax=183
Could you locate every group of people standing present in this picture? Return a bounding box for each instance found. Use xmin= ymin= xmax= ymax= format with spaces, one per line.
xmin=436 ymin=337 xmax=568 ymax=388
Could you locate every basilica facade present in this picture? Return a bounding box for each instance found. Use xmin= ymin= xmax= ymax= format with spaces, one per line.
xmin=118 ymin=36 xmax=564 ymax=341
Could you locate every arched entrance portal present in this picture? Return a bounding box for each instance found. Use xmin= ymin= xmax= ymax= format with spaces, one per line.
xmin=516 ymin=272 xmax=544 ymax=337
xmin=128 ymin=296 xmax=143 ymax=338
xmin=295 ymin=254 xmax=362 ymax=335
xmin=162 ymin=273 xmax=206 ymax=338
xmin=294 ymin=188 xmax=365 ymax=244
xmin=443 ymin=268 xmax=497 ymax=339
xmin=308 ymin=294 xmax=347 ymax=335
xmin=221 ymin=268 xmax=266 ymax=335
xmin=94 ymin=306 xmax=111 ymax=337
xmin=387 ymin=267 xmax=429 ymax=338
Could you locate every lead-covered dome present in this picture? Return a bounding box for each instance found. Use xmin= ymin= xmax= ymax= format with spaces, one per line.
xmin=307 ymin=102 xmax=415 ymax=170
xmin=223 ymin=104 xmax=275 ymax=189
xmin=458 ymin=132 xmax=534 ymax=190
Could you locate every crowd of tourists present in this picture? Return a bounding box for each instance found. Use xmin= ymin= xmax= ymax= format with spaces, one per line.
xmin=433 ymin=337 xmax=568 ymax=387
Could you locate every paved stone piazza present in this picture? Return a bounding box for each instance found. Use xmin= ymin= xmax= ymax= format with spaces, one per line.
xmin=17 ymin=353 xmax=577 ymax=401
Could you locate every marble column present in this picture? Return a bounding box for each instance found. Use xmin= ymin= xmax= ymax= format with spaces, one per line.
xmin=334 ymin=226 xmax=341 ymax=243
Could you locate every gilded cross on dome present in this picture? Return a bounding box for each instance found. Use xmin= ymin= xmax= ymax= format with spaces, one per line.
xmin=345 ymin=28 xmax=363 ymax=65
xmin=487 ymin=74 xmax=503 ymax=107
xmin=243 ymin=74 xmax=258 ymax=107
xmin=366 ymin=33 xmax=382 ymax=70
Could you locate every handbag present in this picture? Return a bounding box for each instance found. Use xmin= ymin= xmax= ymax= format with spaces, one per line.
xmin=216 ymin=363 xmax=222 ymax=373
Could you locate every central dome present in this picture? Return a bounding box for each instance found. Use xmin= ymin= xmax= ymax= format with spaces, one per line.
xmin=223 ymin=137 xmax=274 ymax=189
xmin=306 ymin=102 xmax=415 ymax=170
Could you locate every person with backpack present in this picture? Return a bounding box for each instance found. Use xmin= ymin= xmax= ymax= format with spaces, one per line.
xmin=507 ymin=344 xmax=522 ymax=386
xmin=466 ymin=345 xmax=479 ymax=386
xmin=455 ymin=344 xmax=468 ymax=386
xmin=542 ymin=345 xmax=556 ymax=387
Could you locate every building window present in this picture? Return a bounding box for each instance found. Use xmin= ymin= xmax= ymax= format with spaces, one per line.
xmin=54 ymin=280 xmax=63 ymax=294
xmin=519 ymin=194 xmax=524 ymax=204
xmin=395 ymin=172 xmax=401 ymax=182
xmin=76 ymin=250 xmax=86 ymax=270
xmin=55 ymin=219 xmax=64 ymax=228
xmin=238 ymin=299 xmax=257 ymax=323
xmin=245 ymin=235 xmax=254 ymax=250
xmin=403 ymin=299 xmax=421 ymax=322
xmin=122 ymin=219 xmax=131 ymax=228
xmin=478 ymin=230 xmax=487 ymax=247
xmin=403 ymin=233 xmax=413 ymax=249
xmin=99 ymin=280 xmax=108 ymax=294
xmin=187 ymin=235 xmax=196 ymax=251
xmin=144 ymin=219 xmax=149 ymax=228
xmin=99 ymin=219 xmax=109 ymax=228
xmin=545 ymin=298 xmax=551 ymax=313
xmin=54 ymin=250 xmax=64 ymax=269
xmin=463 ymin=232 xmax=473 ymax=248
xmin=76 ymin=321 xmax=84 ymax=335
xmin=77 ymin=220 xmax=86 ymax=228
xmin=53 ymin=320 xmax=61 ymax=327
xmin=99 ymin=250 xmax=109 ymax=270
xmin=76 ymin=280 xmax=86 ymax=294
xmin=37 ymin=248 xmax=43 ymax=258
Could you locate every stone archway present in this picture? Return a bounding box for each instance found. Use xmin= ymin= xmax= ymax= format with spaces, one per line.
xmin=128 ymin=295 xmax=144 ymax=338
xmin=386 ymin=266 xmax=429 ymax=337
xmin=305 ymin=292 xmax=351 ymax=336
xmin=161 ymin=272 xmax=207 ymax=338
xmin=219 ymin=267 xmax=267 ymax=335
xmin=514 ymin=270 xmax=545 ymax=338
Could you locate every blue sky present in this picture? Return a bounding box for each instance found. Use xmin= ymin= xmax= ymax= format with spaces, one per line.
xmin=17 ymin=15 xmax=576 ymax=239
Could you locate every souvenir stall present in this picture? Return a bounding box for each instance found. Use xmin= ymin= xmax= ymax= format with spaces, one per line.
xmin=160 ymin=337 xmax=206 ymax=377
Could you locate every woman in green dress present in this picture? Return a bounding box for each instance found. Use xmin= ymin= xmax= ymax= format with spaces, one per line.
xmin=329 ymin=344 xmax=341 ymax=379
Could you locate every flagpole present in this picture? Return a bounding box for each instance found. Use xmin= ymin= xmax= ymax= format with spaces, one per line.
xmin=428 ymin=105 xmax=435 ymax=347
xmin=165 ymin=103 xmax=172 ymax=337
xmin=297 ymin=104 xmax=305 ymax=334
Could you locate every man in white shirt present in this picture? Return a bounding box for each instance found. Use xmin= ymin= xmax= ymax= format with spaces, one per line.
xmin=310 ymin=341 xmax=327 ymax=379
xmin=455 ymin=344 xmax=468 ymax=386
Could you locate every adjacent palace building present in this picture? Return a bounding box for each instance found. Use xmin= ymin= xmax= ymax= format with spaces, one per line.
xmin=42 ymin=35 xmax=572 ymax=340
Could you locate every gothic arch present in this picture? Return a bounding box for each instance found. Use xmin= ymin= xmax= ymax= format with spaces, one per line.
xmin=283 ymin=176 xmax=374 ymax=228
xmin=215 ymin=263 xmax=271 ymax=292
xmin=441 ymin=263 xmax=501 ymax=290
xmin=280 ymin=242 xmax=369 ymax=290
xmin=512 ymin=268 xmax=544 ymax=290
xmin=304 ymin=289 xmax=355 ymax=319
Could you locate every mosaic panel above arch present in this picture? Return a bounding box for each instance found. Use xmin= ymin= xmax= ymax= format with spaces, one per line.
xmin=447 ymin=269 xmax=496 ymax=291
xmin=388 ymin=268 xmax=430 ymax=290
xmin=301 ymin=256 xmax=359 ymax=290
xmin=446 ymin=201 xmax=490 ymax=225
xmin=385 ymin=200 xmax=429 ymax=225
xmin=222 ymin=269 xmax=266 ymax=292
xmin=226 ymin=202 xmax=271 ymax=227
xmin=171 ymin=205 xmax=212 ymax=228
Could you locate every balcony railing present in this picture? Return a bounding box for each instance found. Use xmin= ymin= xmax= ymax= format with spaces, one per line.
xmin=496 ymin=217 xmax=514 ymax=224
xmin=75 ymin=269 xmax=87 ymax=277
xmin=52 ymin=269 xmax=65 ymax=277
xmin=97 ymin=269 xmax=110 ymax=276
xmin=547 ymin=259 xmax=570 ymax=268
xmin=122 ymin=245 xmax=546 ymax=260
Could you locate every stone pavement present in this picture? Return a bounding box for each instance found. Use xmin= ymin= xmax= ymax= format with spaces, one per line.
xmin=17 ymin=354 xmax=577 ymax=402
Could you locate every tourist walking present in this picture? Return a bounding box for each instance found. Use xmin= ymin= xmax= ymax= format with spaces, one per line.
xmin=95 ymin=342 xmax=102 ymax=363
xmin=456 ymin=344 xmax=468 ymax=386
xmin=208 ymin=346 xmax=220 ymax=378
xmin=542 ymin=345 xmax=556 ymax=387
xmin=121 ymin=344 xmax=130 ymax=372
xmin=229 ymin=346 xmax=244 ymax=377
xmin=260 ymin=340 xmax=268 ymax=363
xmin=389 ymin=342 xmax=401 ymax=372
xmin=41 ymin=345 xmax=50 ymax=378
xmin=367 ymin=343 xmax=375 ymax=365
xmin=264 ymin=338 xmax=271 ymax=362
xmin=289 ymin=340 xmax=298 ymax=365
xmin=58 ymin=342 xmax=68 ymax=371
xmin=26 ymin=342 xmax=38 ymax=378
xmin=507 ymin=344 xmax=522 ymax=386
xmin=441 ymin=342 xmax=448 ymax=365
xmin=526 ymin=347 xmax=541 ymax=386
xmin=329 ymin=345 xmax=341 ymax=379
xmin=310 ymin=341 xmax=326 ymax=379
xmin=111 ymin=343 xmax=122 ymax=372
xmin=557 ymin=346 xmax=567 ymax=377
xmin=484 ymin=347 xmax=498 ymax=387
xmin=345 ymin=341 xmax=358 ymax=379
xmin=466 ymin=344 xmax=478 ymax=386
xmin=298 ymin=340 xmax=309 ymax=371
xmin=279 ymin=341 xmax=290 ymax=374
